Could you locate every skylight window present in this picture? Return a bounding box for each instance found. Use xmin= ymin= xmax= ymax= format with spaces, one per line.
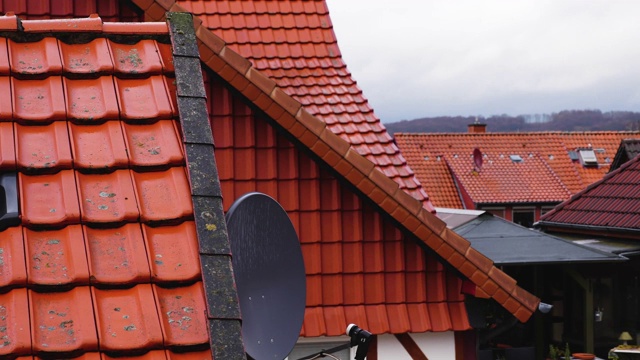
xmin=509 ymin=155 xmax=523 ymax=163
xmin=568 ymin=151 xmax=579 ymax=161
xmin=578 ymin=149 xmax=598 ymax=166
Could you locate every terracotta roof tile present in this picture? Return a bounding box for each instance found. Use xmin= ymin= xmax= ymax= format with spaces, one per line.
xmin=0 ymin=288 xmax=31 ymax=355
xmin=64 ymin=76 xmax=120 ymax=121
xmin=0 ymin=13 xmax=233 ymax=359
xmin=177 ymin=0 xmax=434 ymax=208
xmin=395 ymin=132 xmax=640 ymax=207
xmin=84 ymin=224 xmax=151 ymax=285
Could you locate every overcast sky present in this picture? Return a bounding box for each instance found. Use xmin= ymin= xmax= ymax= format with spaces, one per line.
xmin=325 ymin=1 xmax=640 ymax=123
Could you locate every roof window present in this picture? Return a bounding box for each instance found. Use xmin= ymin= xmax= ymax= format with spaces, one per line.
xmin=568 ymin=151 xmax=579 ymax=161
xmin=578 ymin=149 xmax=598 ymax=167
xmin=509 ymin=154 xmax=523 ymax=163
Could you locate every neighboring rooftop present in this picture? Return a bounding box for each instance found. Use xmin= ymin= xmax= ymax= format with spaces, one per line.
xmin=610 ymin=138 xmax=640 ymax=172
xmin=437 ymin=209 xmax=626 ymax=266
xmin=395 ymin=131 xmax=640 ymax=208
xmin=538 ymin=153 xmax=640 ymax=238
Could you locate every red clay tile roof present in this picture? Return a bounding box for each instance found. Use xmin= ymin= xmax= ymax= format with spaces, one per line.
xmin=173 ymin=0 xmax=432 ymax=205
xmin=0 ymin=14 xmax=229 ymax=358
xmin=539 ymin=153 xmax=640 ymax=236
xmin=3 ymin=1 xmax=542 ymax=331
xmin=395 ymin=132 xmax=640 ymax=207
xmin=124 ymin=0 xmax=539 ymax=326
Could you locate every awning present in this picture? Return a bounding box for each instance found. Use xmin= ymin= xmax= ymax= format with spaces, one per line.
xmin=436 ymin=208 xmax=626 ymax=265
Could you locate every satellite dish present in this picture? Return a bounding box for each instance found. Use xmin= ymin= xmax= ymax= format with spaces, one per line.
xmin=226 ymin=192 xmax=306 ymax=360
xmin=473 ymin=148 xmax=483 ymax=171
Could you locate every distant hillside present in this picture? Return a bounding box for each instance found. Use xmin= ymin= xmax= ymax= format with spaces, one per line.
xmin=386 ymin=110 xmax=640 ymax=134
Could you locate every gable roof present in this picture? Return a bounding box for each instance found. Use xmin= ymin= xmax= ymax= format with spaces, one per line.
xmin=395 ymin=131 xmax=640 ymax=208
xmin=123 ymin=0 xmax=539 ymax=323
xmin=610 ymin=138 xmax=640 ymax=171
xmin=0 ymin=0 xmax=542 ymax=327
xmin=173 ymin=0 xmax=430 ymax=204
xmin=538 ymin=153 xmax=640 ymax=237
xmin=438 ymin=209 xmax=626 ymax=265
xmin=0 ymin=13 xmax=242 ymax=359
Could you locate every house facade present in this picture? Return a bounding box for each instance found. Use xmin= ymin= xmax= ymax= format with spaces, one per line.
xmin=535 ymin=152 xmax=640 ymax=357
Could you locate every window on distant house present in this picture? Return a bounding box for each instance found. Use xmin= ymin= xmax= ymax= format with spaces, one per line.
xmin=513 ymin=209 xmax=535 ymax=228
xmin=287 ymin=340 xmax=352 ymax=360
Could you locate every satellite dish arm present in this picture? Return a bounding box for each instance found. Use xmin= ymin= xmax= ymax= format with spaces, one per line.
xmin=296 ymin=343 xmax=351 ymax=360
xmin=296 ymin=324 xmax=373 ymax=360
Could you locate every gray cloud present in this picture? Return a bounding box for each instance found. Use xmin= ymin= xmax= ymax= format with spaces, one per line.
xmin=326 ymin=0 xmax=640 ymax=122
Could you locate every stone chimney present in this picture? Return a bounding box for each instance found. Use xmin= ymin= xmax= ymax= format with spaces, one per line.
xmin=468 ymin=117 xmax=487 ymax=133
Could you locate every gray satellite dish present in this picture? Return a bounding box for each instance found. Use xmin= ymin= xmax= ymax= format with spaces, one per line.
xmin=226 ymin=192 xmax=306 ymax=360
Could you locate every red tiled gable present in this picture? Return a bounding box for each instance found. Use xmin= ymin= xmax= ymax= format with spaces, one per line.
xmin=395 ymin=132 xmax=640 ymax=207
xmin=4 ymin=1 xmax=542 ymax=330
xmin=175 ymin=0 xmax=432 ymax=205
xmin=0 ymin=15 xmax=227 ymax=359
xmin=540 ymin=153 xmax=640 ymax=235
xmin=207 ymin=77 xmax=471 ymax=335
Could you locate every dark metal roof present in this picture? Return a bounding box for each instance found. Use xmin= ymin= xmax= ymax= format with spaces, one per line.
xmin=437 ymin=209 xmax=626 ymax=265
xmin=610 ymin=138 xmax=640 ymax=171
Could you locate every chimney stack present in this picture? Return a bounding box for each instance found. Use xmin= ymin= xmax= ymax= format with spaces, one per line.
xmin=468 ymin=117 xmax=487 ymax=133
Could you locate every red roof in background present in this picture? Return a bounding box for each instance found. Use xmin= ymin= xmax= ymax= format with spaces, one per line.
xmin=395 ymin=132 xmax=640 ymax=207
xmin=0 ymin=15 xmax=216 ymax=358
xmin=540 ymin=153 xmax=640 ymax=234
xmin=176 ymin=0 xmax=432 ymax=206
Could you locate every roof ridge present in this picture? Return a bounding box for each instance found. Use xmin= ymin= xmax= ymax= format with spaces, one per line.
xmin=0 ymin=13 xmax=168 ymax=34
xmin=540 ymin=152 xmax=640 ymax=222
xmin=130 ymin=0 xmax=539 ymax=322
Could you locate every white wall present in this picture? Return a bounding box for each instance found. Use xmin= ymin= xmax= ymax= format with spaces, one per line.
xmin=377 ymin=332 xmax=456 ymax=360
xmin=292 ymin=332 xmax=456 ymax=360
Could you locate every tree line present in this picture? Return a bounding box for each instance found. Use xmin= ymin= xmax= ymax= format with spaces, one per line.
xmin=385 ymin=110 xmax=640 ymax=134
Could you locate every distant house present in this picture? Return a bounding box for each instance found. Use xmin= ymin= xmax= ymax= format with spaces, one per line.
xmin=395 ymin=123 xmax=640 ymax=227
xmin=0 ymin=2 xmax=540 ymax=360
xmin=536 ymin=150 xmax=640 ymax=357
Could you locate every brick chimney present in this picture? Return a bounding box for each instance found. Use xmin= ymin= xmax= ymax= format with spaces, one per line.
xmin=468 ymin=118 xmax=487 ymax=133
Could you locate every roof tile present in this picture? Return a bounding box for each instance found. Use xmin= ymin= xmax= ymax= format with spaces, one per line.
xmin=8 ymin=37 xmax=62 ymax=76
xmin=68 ymin=121 xmax=129 ymax=170
xmin=76 ymin=170 xmax=139 ymax=224
xmin=84 ymin=224 xmax=151 ymax=285
xmin=59 ymin=38 xmax=114 ymax=75
xmin=123 ymin=120 xmax=184 ymax=168
xmin=132 ymin=167 xmax=193 ymax=223
xmin=24 ymin=225 xmax=89 ymax=286
xmin=0 ymin=289 xmax=30 ymax=356
xmin=29 ymin=287 xmax=98 ymax=352
xmin=154 ymin=283 xmax=209 ymax=346
xmin=64 ymin=76 xmax=119 ymax=121
xmin=15 ymin=122 xmax=72 ymax=172
xmin=19 ymin=170 xmax=80 ymax=226
xmin=115 ymin=76 xmax=173 ymax=120
xmin=110 ymin=39 xmax=163 ymax=75
xmin=92 ymin=285 xmax=163 ymax=351
xmin=0 ymin=77 xmax=12 ymax=120
xmin=143 ymin=222 xmax=202 ymax=283
xmin=0 ymin=226 xmax=26 ymax=287
xmin=12 ymin=76 xmax=66 ymax=122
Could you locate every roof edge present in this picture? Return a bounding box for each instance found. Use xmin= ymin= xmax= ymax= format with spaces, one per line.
xmin=167 ymin=12 xmax=245 ymax=359
xmin=133 ymin=0 xmax=540 ymax=323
